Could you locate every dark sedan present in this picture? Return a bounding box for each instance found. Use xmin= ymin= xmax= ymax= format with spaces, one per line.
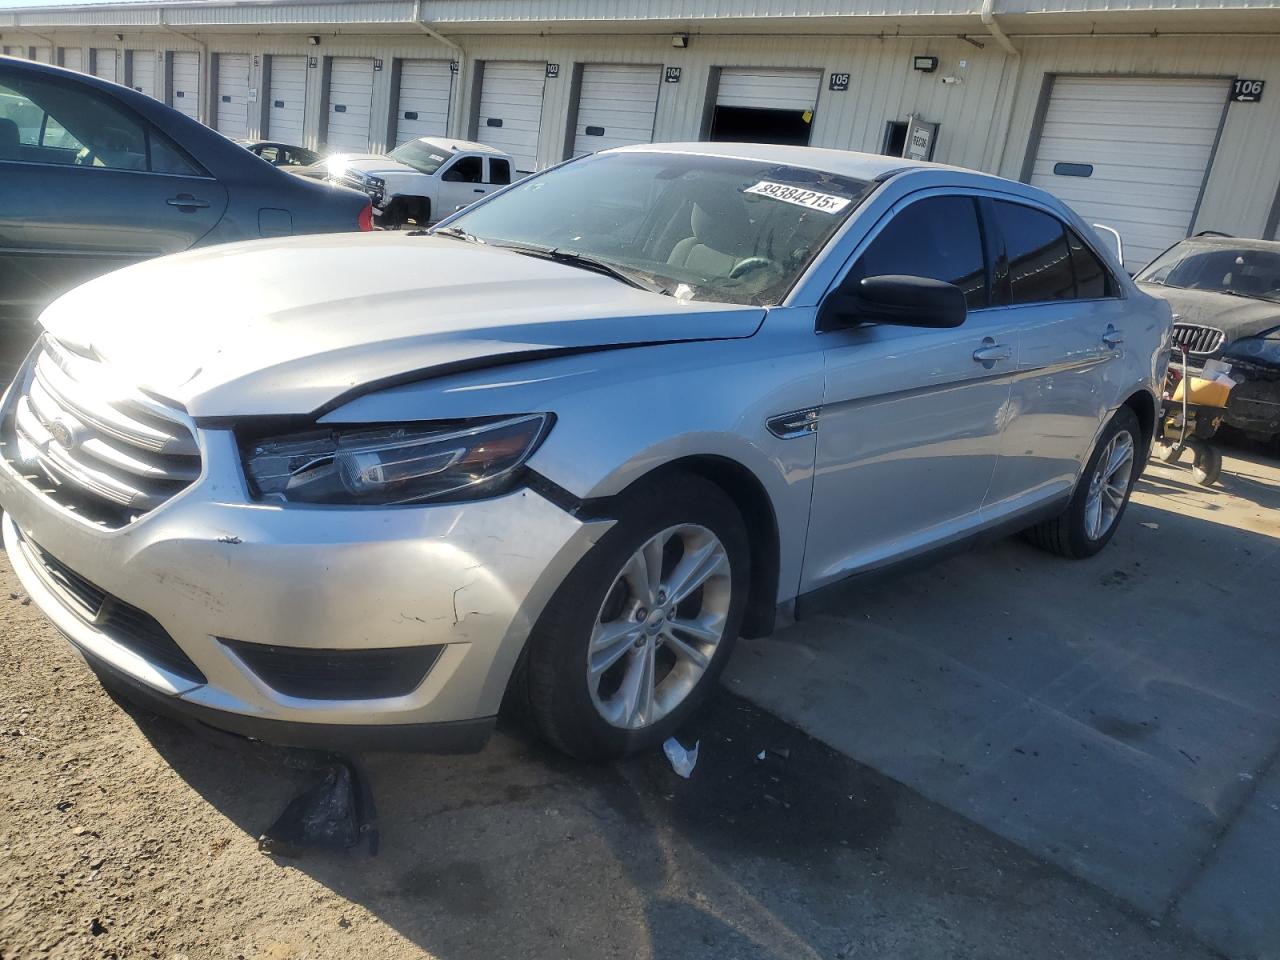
xmin=1137 ymin=234 xmax=1280 ymax=445
xmin=0 ymin=56 xmax=371 ymax=347
xmin=238 ymin=139 xmax=323 ymax=168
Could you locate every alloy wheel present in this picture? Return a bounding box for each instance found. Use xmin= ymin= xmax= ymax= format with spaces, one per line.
xmin=587 ymin=523 xmax=732 ymax=730
xmin=1084 ymin=429 xmax=1135 ymax=540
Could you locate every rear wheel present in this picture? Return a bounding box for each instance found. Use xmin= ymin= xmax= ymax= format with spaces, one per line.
xmin=1027 ymin=406 xmax=1142 ymax=559
xmin=525 ymin=473 xmax=749 ymax=761
xmin=1189 ymin=440 xmax=1223 ymax=486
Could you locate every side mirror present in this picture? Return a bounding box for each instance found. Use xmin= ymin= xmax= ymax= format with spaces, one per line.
xmin=820 ymin=274 xmax=967 ymax=331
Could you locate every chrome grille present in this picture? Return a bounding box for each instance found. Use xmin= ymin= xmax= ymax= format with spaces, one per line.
xmin=4 ymin=336 xmax=201 ymax=526
xmin=1171 ymin=323 xmax=1226 ymax=357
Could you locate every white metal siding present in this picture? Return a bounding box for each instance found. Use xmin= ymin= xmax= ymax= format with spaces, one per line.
xmin=1029 ymin=76 xmax=1228 ymax=270
xmin=130 ymin=50 xmax=157 ymax=98
xmin=216 ymin=54 xmax=251 ymax=139
xmin=171 ymin=51 xmax=200 ymax=120
xmin=268 ymin=55 xmax=308 ymax=143
xmin=573 ymin=63 xmax=661 ymax=156
xmin=60 ymin=48 xmax=83 ymax=72
xmin=326 ymin=56 xmax=376 ymax=151
xmin=477 ymin=61 xmax=545 ymax=173
xmin=394 ymin=59 xmax=452 ymax=146
xmin=91 ymin=48 xmax=117 ymax=83
xmin=716 ymin=67 xmax=822 ymax=111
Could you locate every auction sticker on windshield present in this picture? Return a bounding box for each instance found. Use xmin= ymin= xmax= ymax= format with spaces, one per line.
xmin=744 ymin=181 xmax=852 ymax=213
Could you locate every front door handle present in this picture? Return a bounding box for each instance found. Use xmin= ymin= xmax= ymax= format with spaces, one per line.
xmin=473 ymin=188 xmax=486 ymax=194
xmin=166 ymin=194 xmax=210 ymax=209
xmin=973 ymin=340 xmax=1012 ymax=364
xmin=1101 ymin=328 xmax=1125 ymax=348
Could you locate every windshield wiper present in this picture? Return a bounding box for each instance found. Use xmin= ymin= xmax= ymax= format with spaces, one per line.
xmin=430 ymin=225 xmax=484 ymax=243
xmin=494 ymin=242 xmax=669 ymax=295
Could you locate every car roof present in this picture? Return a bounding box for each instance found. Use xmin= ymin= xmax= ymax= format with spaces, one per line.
xmin=411 ymin=136 xmax=510 ymax=158
xmin=611 ymin=141 xmax=969 ymax=182
xmin=1173 ymin=234 xmax=1280 ymax=252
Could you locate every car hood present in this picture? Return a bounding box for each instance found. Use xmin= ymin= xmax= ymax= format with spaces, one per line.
xmin=1138 ymin=284 xmax=1280 ymax=341
xmin=38 ymin=233 xmax=765 ymax=419
xmin=327 ymin=155 xmax=417 ymax=178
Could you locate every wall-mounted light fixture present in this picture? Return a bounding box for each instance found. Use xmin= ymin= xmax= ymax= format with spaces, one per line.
xmin=114 ymin=33 xmax=124 ymax=42
xmin=307 ymin=35 xmax=321 ymax=46
xmin=671 ymin=33 xmax=689 ymax=48
xmin=913 ymin=56 xmax=939 ymax=73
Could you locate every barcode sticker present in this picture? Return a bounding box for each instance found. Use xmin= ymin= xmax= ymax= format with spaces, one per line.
xmin=744 ymin=181 xmax=851 ymax=213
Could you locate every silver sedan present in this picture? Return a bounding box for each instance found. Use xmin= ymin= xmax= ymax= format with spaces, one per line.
xmin=0 ymin=143 xmax=1171 ymax=760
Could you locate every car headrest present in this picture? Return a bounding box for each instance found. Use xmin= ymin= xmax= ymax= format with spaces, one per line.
xmin=690 ymin=197 xmax=753 ymax=255
xmin=0 ymin=118 xmax=20 ymax=161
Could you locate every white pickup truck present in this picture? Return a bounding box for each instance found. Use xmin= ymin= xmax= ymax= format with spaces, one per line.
xmin=322 ymin=137 xmax=515 ymax=228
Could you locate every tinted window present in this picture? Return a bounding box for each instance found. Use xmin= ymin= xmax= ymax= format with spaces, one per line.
xmin=442 ymin=155 xmax=483 ymax=183
xmin=1068 ymin=230 xmax=1112 ymax=299
xmin=848 ymin=195 xmax=989 ymax=309
xmin=0 ymin=72 xmax=204 ymax=175
xmin=993 ymin=201 xmax=1075 ymax=304
xmin=488 ymin=157 xmax=511 ymax=185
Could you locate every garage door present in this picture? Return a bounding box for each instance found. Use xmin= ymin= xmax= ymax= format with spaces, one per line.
xmin=476 ymin=61 xmax=545 ymax=174
xmin=32 ymin=47 xmax=51 ymax=64
xmin=572 ymin=64 xmax=661 ymax=157
xmin=267 ymin=55 xmax=308 ymax=144
xmin=326 ymin=57 xmax=375 ymax=151
xmin=1029 ymin=76 xmax=1229 ymax=271
xmin=92 ymin=49 xmax=118 ymax=83
xmin=171 ymin=52 xmax=200 ymax=120
xmin=216 ymin=54 xmax=251 ymax=139
xmin=129 ymin=51 xmax=157 ymax=99
xmin=2 ymin=46 xmax=25 ymax=59
xmin=394 ymin=59 xmax=451 ymax=146
xmin=717 ymin=67 xmax=822 ymax=112
xmin=60 ymin=48 xmax=83 ymax=73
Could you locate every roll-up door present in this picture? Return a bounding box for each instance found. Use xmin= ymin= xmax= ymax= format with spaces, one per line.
xmin=476 ymin=61 xmax=545 ymax=175
xmin=129 ymin=51 xmax=157 ymax=99
xmin=33 ymin=48 xmax=52 ymax=64
xmin=1028 ymin=76 xmax=1230 ymax=271
xmin=326 ymin=57 xmax=375 ymax=151
xmin=394 ymin=59 xmax=452 ymax=146
xmin=60 ymin=48 xmax=83 ymax=72
xmin=215 ymin=54 xmax=251 ymax=139
xmin=572 ymin=64 xmax=660 ymax=157
xmin=709 ymin=67 xmax=822 ymax=146
xmin=171 ymin=52 xmax=200 ymax=120
xmin=2 ymin=46 xmax=25 ymax=59
xmin=91 ymin=49 xmax=118 ymax=83
xmin=267 ymin=55 xmax=308 ymax=144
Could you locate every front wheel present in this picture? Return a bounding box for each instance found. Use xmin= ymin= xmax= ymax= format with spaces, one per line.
xmin=1027 ymin=406 xmax=1142 ymax=559
xmin=524 ymin=472 xmax=750 ymax=761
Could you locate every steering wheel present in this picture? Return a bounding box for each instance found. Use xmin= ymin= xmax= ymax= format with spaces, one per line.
xmin=728 ymin=256 xmax=774 ymax=280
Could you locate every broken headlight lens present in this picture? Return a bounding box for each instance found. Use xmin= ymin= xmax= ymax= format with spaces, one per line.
xmin=242 ymin=414 xmax=550 ymax=505
xmin=1223 ymin=334 xmax=1280 ymax=367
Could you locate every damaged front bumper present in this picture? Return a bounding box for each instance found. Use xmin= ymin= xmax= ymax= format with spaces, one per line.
xmin=0 ymin=427 xmax=611 ymax=751
xmin=1222 ymin=361 xmax=1280 ymax=437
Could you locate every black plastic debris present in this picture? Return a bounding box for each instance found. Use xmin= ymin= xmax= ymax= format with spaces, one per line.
xmin=258 ymin=759 xmax=378 ymax=858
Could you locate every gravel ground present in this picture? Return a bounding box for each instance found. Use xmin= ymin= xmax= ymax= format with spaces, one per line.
xmin=0 ymin=555 xmax=1220 ymax=960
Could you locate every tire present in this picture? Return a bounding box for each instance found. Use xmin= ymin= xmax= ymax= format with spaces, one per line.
xmin=1027 ymin=406 xmax=1142 ymax=559
xmin=1190 ymin=441 xmax=1222 ymax=486
xmin=524 ymin=472 xmax=750 ymax=762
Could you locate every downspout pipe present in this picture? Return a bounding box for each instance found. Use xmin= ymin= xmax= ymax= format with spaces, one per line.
xmin=412 ymin=0 xmax=465 ymax=139
xmin=980 ymin=0 xmax=1020 ymax=56
xmin=159 ymin=9 xmax=209 ymax=124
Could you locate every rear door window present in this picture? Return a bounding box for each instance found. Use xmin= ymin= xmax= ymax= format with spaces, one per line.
xmin=991 ymin=200 xmax=1114 ymax=303
xmin=847 ymin=195 xmax=990 ymax=309
xmin=487 ymin=157 xmax=511 ymax=185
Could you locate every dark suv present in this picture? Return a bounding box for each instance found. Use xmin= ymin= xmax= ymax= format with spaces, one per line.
xmin=0 ymin=56 xmax=370 ymax=362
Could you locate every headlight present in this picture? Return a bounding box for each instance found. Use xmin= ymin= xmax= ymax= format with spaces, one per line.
xmin=241 ymin=414 xmax=550 ymax=505
xmin=1223 ymin=333 xmax=1280 ymax=367
xmin=366 ymin=175 xmax=386 ymax=193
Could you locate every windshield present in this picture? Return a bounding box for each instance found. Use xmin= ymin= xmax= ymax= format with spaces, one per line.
xmin=1137 ymin=240 xmax=1280 ymax=304
xmin=388 ymin=140 xmax=454 ymax=175
xmin=439 ymin=151 xmax=874 ymax=306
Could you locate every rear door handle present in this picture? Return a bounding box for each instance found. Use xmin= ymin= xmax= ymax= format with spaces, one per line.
xmin=166 ymin=194 xmax=210 ymax=209
xmin=1101 ymin=328 xmax=1125 ymax=348
xmin=973 ymin=341 xmax=1012 ymax=363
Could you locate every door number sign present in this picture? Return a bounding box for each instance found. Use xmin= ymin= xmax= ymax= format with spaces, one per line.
xmin=829 ymin=72 xmax=850 ymax=91
xmin=1232 ymin=79 xmax=1264 ymax=102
